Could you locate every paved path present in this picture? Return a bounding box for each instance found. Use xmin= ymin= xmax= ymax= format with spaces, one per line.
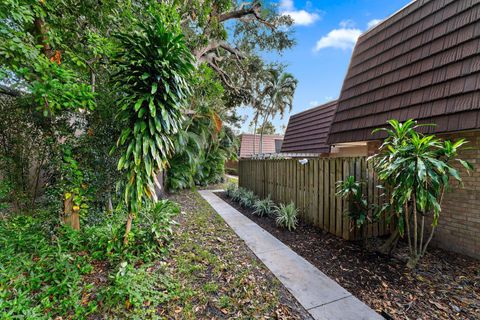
xmin=199 ymin=190 xmax=384 ymax=320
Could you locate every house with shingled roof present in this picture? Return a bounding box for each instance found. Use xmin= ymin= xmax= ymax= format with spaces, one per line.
xmin=238 ymin=133 xmax=284 ymax=158
xmin=280 ymin=0 xmax=480 ymax=258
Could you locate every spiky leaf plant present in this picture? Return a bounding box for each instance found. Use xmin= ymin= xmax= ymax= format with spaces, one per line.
xmin=274 ymin=202 xmax=298 ymax=231
xmin=371 ymin=119 xmax=473 ymax=268
xmin=225 ymin=183 xmax=238 ymax=198
xmin=239 ymin=190 xmax=257 ymax=208
xmin=252 ymin=195 xmax=275 ymax=217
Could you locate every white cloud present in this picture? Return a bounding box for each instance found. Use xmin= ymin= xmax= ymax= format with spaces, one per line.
xmin=279 ymin=0 xmax=294 ymax=11
xmin=314 ymin=27 xmax=362 ymax=51
xmin=367 ymin=19 xmax=383 ymax=29
xmin=339 ymin=19 xmax=355 ymax=28
xmin=282 ymin=10 xmax=320 ymax=25
xmin=279 ymin=0 xmax=320 ymax=26
xmin=309 ymin=100 xmax=319 ymax=107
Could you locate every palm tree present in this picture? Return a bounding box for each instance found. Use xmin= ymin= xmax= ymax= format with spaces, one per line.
xmin=259 ymin=69 xmax=297 ymax=154
xmin=250 ymin=68 xmax=269 ymax=155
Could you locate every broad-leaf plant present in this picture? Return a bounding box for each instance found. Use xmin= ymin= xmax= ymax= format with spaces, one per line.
xmin=113 ymin=9 xmax=194 ymax=244
xmin=371 ymin=119 xmax=473 ymax=268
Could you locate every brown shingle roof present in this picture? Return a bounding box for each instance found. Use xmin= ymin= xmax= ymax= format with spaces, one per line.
xmin=239 ymin=134 xmax=284 ymax=158
xmin=281 ymin=101 xmax=337 ymax=154
xmin=328 ymin=0 xmax=480 ymax=144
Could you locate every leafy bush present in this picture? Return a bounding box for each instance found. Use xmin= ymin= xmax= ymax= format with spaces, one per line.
xmin=252 ymin=196 xmax=275 ymax=217
xmin=231 ymin=187 xmax=246 ymax=202
xmin=132 ymin=200 xmax=180 ymax=258
xmin=225 ymin=183 xmax=238 ymax=197
xmin=336 ymin=176 xmax=371 ymax=228
xmin=239 ymin=190 xmax=257 ymax=208
xmin=0 ymin=214 xmax=97 ymax=318
xmin=372 ymin=119 xmax=473 ymax=268
xmin=0 ymin=198 xmax=180 ymax=318
xmin=274 ymin=202 xmax=298 ymax=231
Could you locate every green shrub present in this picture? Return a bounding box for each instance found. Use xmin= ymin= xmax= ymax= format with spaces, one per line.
xmin=239 ymin=190 xmax=256 ymax=208
xmin=133 ymin=200 xmax=180 ymax=259
xmin=231 ymin=187 xmax=246 ymax=202
xmin=0 ymin=198 xmax=180 ymax=318
xmin=0 ymin=214 xmax=97 ymax=318
xmin=252 ymin=196 xmax=275 ymax=217
xmin=225 ymin=182 xmax=238 ymax=198
xmin=274 ymin=202 xmax=298 ymax=231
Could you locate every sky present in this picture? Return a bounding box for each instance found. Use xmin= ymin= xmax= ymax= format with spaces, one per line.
xmin=237 ymin=0 xmax=412 ymax=133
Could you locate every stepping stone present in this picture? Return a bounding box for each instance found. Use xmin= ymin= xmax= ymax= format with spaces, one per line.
xmin=199 ymin=190 xmax=384 ymax=320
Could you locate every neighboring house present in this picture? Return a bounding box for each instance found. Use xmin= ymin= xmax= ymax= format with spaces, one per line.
xmin=239 ymin=133 xmax=284 ymax=158
xmin=280 ymin=0 xmax=480 ymax=258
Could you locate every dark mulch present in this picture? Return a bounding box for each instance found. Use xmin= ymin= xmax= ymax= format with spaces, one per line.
xmin=217 ymin=192 xmax=480 ymax=320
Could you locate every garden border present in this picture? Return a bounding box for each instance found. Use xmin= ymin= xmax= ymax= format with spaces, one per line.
xmin=199 ymin=189 xmax=384 ymax=320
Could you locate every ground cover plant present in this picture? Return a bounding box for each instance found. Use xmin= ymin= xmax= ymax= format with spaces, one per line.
xmin=0 ymin=201 xmax=180 ymax=319
xmin=274 ymin=202 xmax=299 ymax=231
xmin=218 ymin=191 xmax=480 ymax=319
xmin=252 ymin=195 xmax=275 ymax=217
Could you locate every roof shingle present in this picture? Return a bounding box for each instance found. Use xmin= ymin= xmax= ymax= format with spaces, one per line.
xmin=239 ymin=134 xmax=283 ymax=158
xmin=281 ymin=101 xmax=337 ymax=154
xmin=328 ymin=0 xmax=480 ymax=143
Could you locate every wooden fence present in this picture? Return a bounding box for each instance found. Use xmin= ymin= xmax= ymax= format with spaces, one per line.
xmin=238 ymin=157 xmax=391 ymax=240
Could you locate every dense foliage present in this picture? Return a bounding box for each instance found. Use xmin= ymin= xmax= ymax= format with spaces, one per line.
xmin=112 ymin=8 xmax=194 ymax=242
xmin=372 ymin=119 xmax=472 ymax=268
xmin=0 ymin=0 xmax=299 ymax=317
xmin=274 ymin=202 xmax=298 ymax=231
xmin=0 ymin=200 xmax=179 ymax=318
xmin=337 ymin=120 xmax=473 ymax=267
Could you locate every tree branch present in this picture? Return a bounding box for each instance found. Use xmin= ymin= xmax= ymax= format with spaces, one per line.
xmin=218 ymin=1 xmax=273 ymax=29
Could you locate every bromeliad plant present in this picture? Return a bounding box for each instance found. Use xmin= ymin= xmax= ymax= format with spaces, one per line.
xmin=113 ymin=9 xmax=194 ymax=245
xmin=371 ymin=119 xmax=473 ymax=268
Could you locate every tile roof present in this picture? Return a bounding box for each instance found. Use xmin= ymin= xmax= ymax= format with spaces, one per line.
xmin=281 ymin=101 xmax=337 ymax=154
xmin=239 ymin=134 xmax=284 ymax=158
xmin=328 ymin=0 xmax=480 ymax=143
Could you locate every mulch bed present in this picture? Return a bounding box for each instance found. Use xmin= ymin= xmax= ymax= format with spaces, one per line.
xmin=217 ymin=192 xmax=480 ymax=320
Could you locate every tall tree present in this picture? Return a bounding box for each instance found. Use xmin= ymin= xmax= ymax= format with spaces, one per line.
xmin=259 ymin=69 xmax=297 ymax=154
xmin=177 ymin=1 xmax=295 ymax=113
xmin=254 ymin=120 xmax=276 ymax=135
xmin=113 ymin=8 xmax=194 ymax=244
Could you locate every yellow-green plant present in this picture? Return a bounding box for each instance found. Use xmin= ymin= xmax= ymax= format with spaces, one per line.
xmin=113 ymin=9 xmax=194 ymax=244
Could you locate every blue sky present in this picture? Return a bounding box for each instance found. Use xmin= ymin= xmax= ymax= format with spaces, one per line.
xmin=237 ymin=0 xmax=412 ymax=133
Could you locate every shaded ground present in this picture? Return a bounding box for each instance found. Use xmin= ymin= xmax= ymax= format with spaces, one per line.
xmin=163 ymin=189 xmax=310 ymax=319
xmin=217 ymin=192 xmax=480 ymax=320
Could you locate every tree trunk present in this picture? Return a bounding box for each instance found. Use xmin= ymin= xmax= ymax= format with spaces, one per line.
xmin=123 ymin=213 xmax=134 ymax=245
xmin=63 ymin=194 xmax=80 ymax=230
xmin=377 ymin=228 xmax=400 ymax=255
xmin=259 ymin=103 xmax=274 ymax=155
xmin=107 ymin=194 xmax=113 ymax=213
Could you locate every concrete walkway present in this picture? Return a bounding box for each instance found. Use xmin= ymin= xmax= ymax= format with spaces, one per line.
xmin=199 ymin=190 xmax=384 ymax=320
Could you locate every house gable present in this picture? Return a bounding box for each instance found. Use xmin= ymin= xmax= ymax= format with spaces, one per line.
xmin=328 ymin=0 xmax=480 ymax=144
xmin=281 ymin=100 xmax=337 ymax=155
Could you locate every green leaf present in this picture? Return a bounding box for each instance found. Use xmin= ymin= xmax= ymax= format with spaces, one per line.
xmin=151 ymin=82 xmax=158 ymax=94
